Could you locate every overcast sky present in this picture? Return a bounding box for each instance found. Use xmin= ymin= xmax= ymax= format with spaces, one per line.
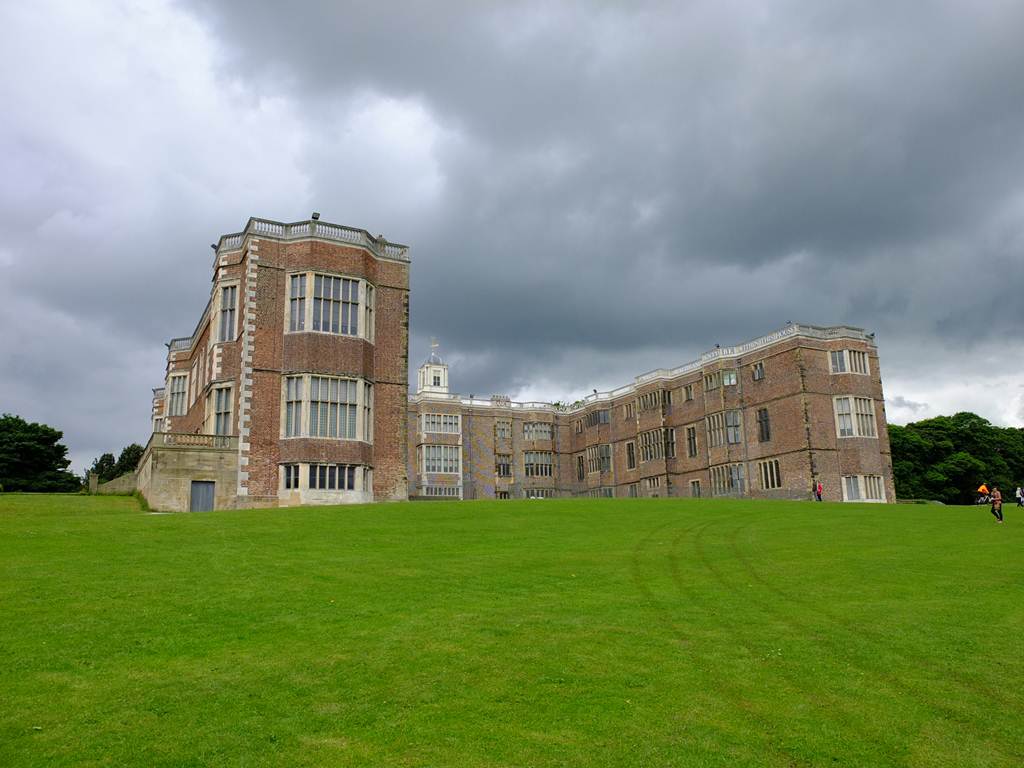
xmin=2 ymin=0 xmax=1023 ymax=471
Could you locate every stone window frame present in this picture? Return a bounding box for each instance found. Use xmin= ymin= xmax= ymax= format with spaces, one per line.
xmin=421 ymin=445 xmax=461 ymax=474
xmin=833 ymin=396 xmax=877 ymax=439
xmin=217 ymin=281 xmax=240 ymax=343
xmin=279 ymin=373 xmax=373 ymax=443
xmin=208 ymin=384 xmax=234 ymax=436
xmin=284 ymin=271 xmax=377 ymax=343
xmin=710 ymin=463 xmax=746 ymax=496
xmin=278 ymin=462 xmax=372 ymax=493
xmin=524 ymin=451 xmax=553 ymax=477
xmin=756 ymin=407 xmax=771 ymax=442
xmin=686 ymin=425 xmax=699 ymax=458
xmin=422 ymin=413 xmax=461 ymax=434
xmin=496 ymin=454 xmax=513 ymax=478
xmin=841 ymin=474 xmax=886 ymax=502
xmin=830 ymin=349 xmax=870 ymax=376
xmin=524 ymin=421 xmax=553 ymax=440
xmin=586 ymin=444 xmax=612 ymax=474
xmin=167 ymin=373 xmax=188 ymax=418
xmin=757 ymin=459 xmax=782 ymax=489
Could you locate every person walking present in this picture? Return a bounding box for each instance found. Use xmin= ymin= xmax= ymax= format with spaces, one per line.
xmin=990 ymin=486 xmax=1003 ymax=523
xmin=815 ymin=481 xmax=823 ymax=502
xmin=1016 ymin=486 xmax=1023 ymax=507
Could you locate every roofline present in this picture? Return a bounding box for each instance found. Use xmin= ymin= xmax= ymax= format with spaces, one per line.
xmin=408 ymin=323 xmax=875 ymax=414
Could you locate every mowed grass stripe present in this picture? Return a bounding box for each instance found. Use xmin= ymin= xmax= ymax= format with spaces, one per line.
xmin=0 ymin=494 xmax=1022 ymax=767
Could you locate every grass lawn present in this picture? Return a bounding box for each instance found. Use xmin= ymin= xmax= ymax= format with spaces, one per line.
xmin=1 ymin=494 xmax=1022 ymax=767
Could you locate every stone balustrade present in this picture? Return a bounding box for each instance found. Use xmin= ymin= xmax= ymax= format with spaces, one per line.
xmin=215 ymin=216 xmax=410 ymax=263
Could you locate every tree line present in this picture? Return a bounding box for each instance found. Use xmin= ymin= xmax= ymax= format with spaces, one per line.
xmin=0 ymin=414 xmax=144 ymax=492
xmin=888 ymin=412 xmax=1024 ymax=504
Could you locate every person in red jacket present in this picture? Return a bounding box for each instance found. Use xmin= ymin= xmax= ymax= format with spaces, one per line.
xmin=815 ymin=481 xmax=823 ymax=502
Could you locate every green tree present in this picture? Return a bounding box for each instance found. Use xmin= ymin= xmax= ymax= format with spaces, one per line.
xmin=888 ymin=412 xmax=1024 ymax=503
xmin=0 ymin=414 xmax=81 ymax=492
xmin=113 ymin=443 xmax=145 ymax=477
xmin=87 ymin=453 xmax=118 ymax=484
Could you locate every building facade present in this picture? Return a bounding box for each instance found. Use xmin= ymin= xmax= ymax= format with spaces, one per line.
xmin=408 ymin=325 xmax=895 ymax=503
xmin=137 ymin=216 xmax=410 ymax=511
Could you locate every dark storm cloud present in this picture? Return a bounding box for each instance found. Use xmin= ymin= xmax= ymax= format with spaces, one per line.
xmin=2 ymin=1 xmax=1023 ymax=470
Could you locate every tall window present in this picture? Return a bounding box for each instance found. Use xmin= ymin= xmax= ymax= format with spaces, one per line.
xmin=628 ymin=483 xmax=639 ymax=497
xmin=623 ymin=402 xmax=636 ymax=419
xmin=722 ymin=371 xmax=737 ymax=386
xmin=835 ymin=397 xmax=854 ymax=437
xmin=830 ymin=350 xmax=847 ymax=373
xmin=168 ymin=375 xmax=187 ymax=417
xmin=752 ymin=361 xmax=765 ymax=381
xmin=664 ymin=428 xmax=676 ymax=459
xmin=586 ymin=445 xmax=611 ymax=473
xmin=282 ymin=464 xmax=300 ymax=489
xmin=213 ymin=386 xmax=232 ymax=436
xmin=863 ymin=475 xmax=884 ymax=500
xmin=710 ymin=463 xmax=745 ymax=495
xmin=854 ymin=397 xmax=877 ymax=437
xmin=219 ymin=285 xmax=237 ymax=342
xmin=757 ymin=408 xmax=771 ymax=442
xmin=423 ymin=414 xmax=460 ymax=434
xmin=626 ymin=441 xmax=637 ymax=470
xmin=289 ymin=273 xmax=370 ymax=338
xmin=524 ymin=451 xmax=553 ymax=477
xmin=834 ymin=396 xmax=876 ymax=438
xmin=690 ymin=479 xmax=701 ymax=498
xmin=707 ymin=412 xmax=725 ymax=448
xmin=639 ymin=429 xmax=669 ymax=462
xmin=423 ymin=445 xmax=460 ymax=474
xmin=363 ymin=383 xmax=373 ymax=442
xmin=284 ymin=376 xmax=303 ymax=437
xmin=313 ymin=275 xmax=359 ymax=335
xmin=309 ymin=376 xmax=358 ymax=438
xmin=849 ymin=350 xmax=868 ymax=374
xmin=283 ymin=375 xmax=369 ymax=440
xmin=704 ymin=372 xmax=721 ymax=390
xmin=524 ymin=422 xmax=553 ymax=440
xmin=684 ymin=384 xmax=694 ymax=401
xmin=725 ymin=410 xmax=742 ymax=444
xmin=583 ymin=410 xmax=610 ymax=428
xmin=495 ymin=420 xmax=511 ymax=439
xmin=496 ymin=454 xmax=512 ymax=478
xmin=686 ymin=426 xmax=698 ymax=457
xmin=576 ymin=454 xmax=585 ymax=481
xmin=289 ymin=274 xmax=305 ymax=331
xmin=364 ymin=284 xmax=375 ymax=341
xmin=153 ymin=417 xmax=164 ymax=433
xmin=758 ymin=459 xmax=781 ymax=490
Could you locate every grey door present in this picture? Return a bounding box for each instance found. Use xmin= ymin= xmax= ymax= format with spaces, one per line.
xmin=190 ymin=481 xmax=215 ymax=512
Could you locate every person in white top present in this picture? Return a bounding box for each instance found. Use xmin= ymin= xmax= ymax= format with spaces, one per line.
xmin=1016 ymin=486 xmax=1023 ymax=507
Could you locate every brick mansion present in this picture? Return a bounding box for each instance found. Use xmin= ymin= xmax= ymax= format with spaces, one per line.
xmin=138 ymin=215 xmax=894 ymax=510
